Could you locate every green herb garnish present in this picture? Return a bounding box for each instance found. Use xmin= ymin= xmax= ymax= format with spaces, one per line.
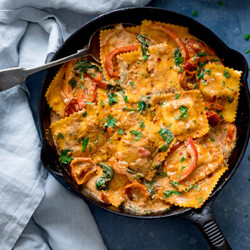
xmin=224 ymin=69 xmax=230 ymax=79
xmin=68 ymin=77 xmax=77 ymax=89
xmin=60 ymin=150 xmax=73 ymax=164
xmin=217 ymin=1 xmax=225 ymax=6
xmin=171 ymin=181 xmax=179 ymax=187
xmin=95 ymin=163 xmax=114 ymax=190
xmin=82 ymin=137 xmax=89 ymax=152
xmin=137 ymin=34 xmax=150 ymax=60
xmin=164 ymin=190 xmax=181 ymax=199
xmin=244 ymin=34 xmax=250 ymax=41
xmin=118 ymin=129 xmax=124 ymax=135
xmin=130 ymin=130 xmax=143 ymax=140
xmin=130 ymin=81 xmax=135 ymax=88
xmin=175 ymin=105 xmax=189 ymax=120
xmin=57 ymin=132 xmax=64 ymax=139
xmin=139 ymin=119 xmax=145 ymax=128
xmin=174 ymin=48 xmax=183 ymax=66
xmin=108 ymin=93 xmax=118 ymax=105
xmin=75 ymin=59 xmax=99 ymax=74
xmin=104 ymin=114 xmax=116 ymax=129
xmin=138 ymin=99 xmax=147 ymax=113
xmin=192 ymin=10 xmax=198 ymax=17
xmin=159 ymin=128 xmax=174 ymax=144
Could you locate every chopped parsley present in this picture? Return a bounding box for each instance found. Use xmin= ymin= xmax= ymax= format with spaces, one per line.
xmin=201 ymin=80 xmax=209 ymax=85
xmin=60 ymin=150 xmax=73 ymax=164
xmin=101 ymin=100 xmax=105 ymax=107
xmin=119 ymin=90 xmax=128 ymax=103
xmin=180 ymin=157 xmax=185 ymax=162
xmin=175 ymin=105 xmax=189 ymax=120
xmin=57 ymin=132 xmax=64 ymax=139
xmin=130 ymin=81 xmax=135 ymax=88
xmin=130 ymin=130 xmax=143 ymax=140
xmin=164 ymin=190 xmax=181 ymax=199
xmin=224 ymin=69 xmax=230 ymax=79
xmin=137 ymin=34 xmax=150 ymax=60
xmin=138 ymin=99 xmax=147 ymax=113
xmin=245 ymin=49 xmax=250 ymax=54
xmin=174 ymin=48 xmax=183 ymax=66
xmin=139 ymin=119 xmax=145 ymax=128
xmin=244 ymin=34 xmax=250 ymax=41
xmin=171 ymin=181 xmax=179 ymax=187
xmin=82 ymin=112 xmax=87 ymax=117
xmin=194 ymin=52 xmax=207 ymax=63
xmin=198 ymin=197 xmax=203 ymax=204
xmin=175 ymin=93 xmax=180 ymax=99
xmin=217 ymin=1 xmax=225 ymax=6
xmin=118 ymin=129 xmax=124 ymax=135
xmin=227 ymin=86 xmax=234 ymax=91
xmin=192 ymin=10 xmax=198 ymax=17
xmin=108 ymin=92 xmax=118 ymax=105
xmin=159 ymin=128 xmax=174 ymax=144
xmin=104 ymin=115 xmax=116 ymax=129
xmin=194 ymin=183 xmax=200 ymax=192
xmin=68 ymin=77 xmax=77 ymax=89
xmin=204 ymin=68 xmax=211 ymax=75
xmin=210 ymin=136 xmax=215 ymax=142
xmin=197 ymin=72 xmax=205 ymax=79
xmin=180 ymin=166 xmax=186 ymax=171
xmin=81 ymin=137 xmax=89 ymax=152
xmin=75 ymin=59 xmax=100 ymax=74
xmin=224 ymin=95 xmax=234 ymax=103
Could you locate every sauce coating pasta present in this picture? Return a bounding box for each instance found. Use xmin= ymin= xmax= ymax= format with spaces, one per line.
xmin=46 ymin=20 xmax=241 ymax=214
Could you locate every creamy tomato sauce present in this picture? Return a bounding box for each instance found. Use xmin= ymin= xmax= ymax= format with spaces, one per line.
xmin=46 ymin=20 xmax=241 ymax=214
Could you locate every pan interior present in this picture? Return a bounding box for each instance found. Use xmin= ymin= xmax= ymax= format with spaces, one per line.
xmin=39 ymin=7 xmax=250 ymax=218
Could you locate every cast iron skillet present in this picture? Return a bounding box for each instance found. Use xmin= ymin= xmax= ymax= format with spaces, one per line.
xmin=39 ymin=7 xmax=250 ymax=250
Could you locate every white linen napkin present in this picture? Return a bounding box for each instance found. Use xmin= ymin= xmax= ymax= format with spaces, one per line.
xmin=0 ymin=1 xmax=150 ymax=249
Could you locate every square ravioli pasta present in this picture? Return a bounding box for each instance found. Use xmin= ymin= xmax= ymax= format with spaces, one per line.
xmin=151 ymin=90 xmax=209 ymax=141
xmin=163 ymin=136 xmax=223 ymax=191
xmin=199 ymin=63 xmax=241 ymax=122
xmin=116 ymin=44 xmax=181 ymax=102
xmin=153 ymin=164 xmax=228 ymax=208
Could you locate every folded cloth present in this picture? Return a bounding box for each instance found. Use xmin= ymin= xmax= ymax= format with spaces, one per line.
xmin=0 ymin=0 xmax=150 ymax=249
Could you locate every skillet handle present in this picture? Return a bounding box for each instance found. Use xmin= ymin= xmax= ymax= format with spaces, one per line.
xmin=180 ymin=199 xmax=232 ymax=250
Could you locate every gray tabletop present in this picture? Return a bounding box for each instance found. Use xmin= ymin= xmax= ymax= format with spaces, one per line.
xmin=26 ymin=0 xmax=250 ymax=249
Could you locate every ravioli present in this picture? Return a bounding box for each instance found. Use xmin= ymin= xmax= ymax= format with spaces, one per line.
xmin=100 ymin=24 xmax=141 ymax=82
xmin=155 ymin=164 xmax=228 ymax=208
xmin=117 ymin=44 xmax=181 ymax=102
xmin=46 ymin=19 xmax=240 ymax=215
xmin=151 ymin=90 xmax=209 ymax=140
xmin=199 ymin=63 xmax=241 ymax=122
xmin=164 ymin=137 xmax=223 ymax=191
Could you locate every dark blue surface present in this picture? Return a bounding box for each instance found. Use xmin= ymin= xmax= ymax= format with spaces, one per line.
xmin=26 ymin=0 xmax=250 ymax=249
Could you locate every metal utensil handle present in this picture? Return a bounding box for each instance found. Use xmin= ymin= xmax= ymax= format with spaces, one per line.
xmin=180 ymin=199 xmax=232 ymax=250
xmin=26 ymin=48 xmax=88 ymax=75
xmin=0 ymin=47 xmax=89 ymax=92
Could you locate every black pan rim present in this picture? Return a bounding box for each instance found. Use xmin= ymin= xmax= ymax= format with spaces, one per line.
xmin=38 ymin=6 xmax=250 ymax=219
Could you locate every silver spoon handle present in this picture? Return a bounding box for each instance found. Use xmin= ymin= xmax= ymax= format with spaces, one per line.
xmin=0 ymin=47 xmax=88 ymax=92
xmin=27 ymin=48 xmax=89 ymax=74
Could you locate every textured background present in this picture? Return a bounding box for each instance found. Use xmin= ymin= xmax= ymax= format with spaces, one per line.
xmin=27 ymin=0 xmax=250 ymax=249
